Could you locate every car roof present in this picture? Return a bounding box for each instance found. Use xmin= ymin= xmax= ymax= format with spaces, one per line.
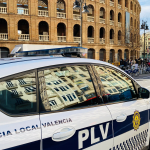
xmin=0 ymin=56 xmax=121 ymax=79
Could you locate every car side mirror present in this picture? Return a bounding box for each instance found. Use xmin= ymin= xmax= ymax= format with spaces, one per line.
xmin=138 ymin=87 xmax=150 ymax=99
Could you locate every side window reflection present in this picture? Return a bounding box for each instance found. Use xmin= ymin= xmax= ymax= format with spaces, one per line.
xmin=0 ymin=72 xmax=37 ymax=114
xmin=95 ymin=66 xmax=137 ymax=103
xmin=38 ymin=65 xmax=98 ymax=111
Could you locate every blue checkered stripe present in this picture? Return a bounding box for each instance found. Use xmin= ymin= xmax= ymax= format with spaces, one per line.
xmin=110 ymin=129 xmax=148 ymax=150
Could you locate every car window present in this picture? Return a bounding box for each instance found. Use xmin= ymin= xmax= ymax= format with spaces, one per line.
xmin=38 ymin=65 xmax=99 ymax=112
xmin=94 ymin=65 xmax=137 ymax=103
xmin=0 ymin=72 xmax=37 ymax=114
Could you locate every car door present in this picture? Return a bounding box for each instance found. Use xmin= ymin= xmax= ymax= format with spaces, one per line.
xmin=38 ymin=64 xmax=114 ymax=150
xmin=0 ymin=71 xmax=41 ymax=150
xmin=93 ymin=65 xmax=149 ymax=150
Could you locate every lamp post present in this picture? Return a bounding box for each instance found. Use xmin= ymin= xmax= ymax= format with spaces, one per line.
xmin=73 ymin=0 xmax=89 ymax=47
xmin=141 ymin=20 xmax=149 ymax=59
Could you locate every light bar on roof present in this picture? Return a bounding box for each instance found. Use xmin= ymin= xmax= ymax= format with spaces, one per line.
xmin=15 ymin=47 xmax=87 ymax=58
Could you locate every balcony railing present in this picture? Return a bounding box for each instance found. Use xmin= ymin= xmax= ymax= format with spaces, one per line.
xmin=87 ymin=16 xmax=94 ymax=22
xmin=110 ymin=39 xmax=114 ymax=44
xmin=88 ymin=38 xmax=94 ymax=43
xmin=99 ymin=18 xmax=105 ymax=24
xmin=131 ymin=10 xmax=133 ymax=14
xmin=118 ymin=4 xmax=122 ymax=9
xmin=0 ymin=33 xmax=8 ymax=40
xmin=110 ymin=1 xmax=114 ymax=7
xmin=125 ymin=7 xmax=128 ymax=11
xmin=17 ymin=8 xmax=29 ymax=15
xmin=57 ymin=12 xmax=66 ymax=19
xmin=39 ymin=35 xmax=49 ymax=41
xmin=74 ymin=37 xmax=81 ymax=43
xmin=110 ymin=20 xmax=114 ymax=26
xmin=18 ymin=34 xmax=29 ymax=41
xmin=58 ymin=36 xmax=66 ymax=42
xmin=99 ymin=0 xmax=105 ymax=3
xmin=100 ymin=38 xmax=105 ymax=44
xmin=38 ymin=10 xmax=48 ymax=17
xmin=118 ymin=40 xmax=122 ymax=45
xmin=73 ymin=14 xmax=81 ymax=20
xmin=0 ymin=7 xmax=7 ymax=14
xmin=118 ymin=22 xmax=122 ymax=27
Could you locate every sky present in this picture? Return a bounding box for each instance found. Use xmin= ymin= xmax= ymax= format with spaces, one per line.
xmin=139 ymin=0 xmax=150 ymax=35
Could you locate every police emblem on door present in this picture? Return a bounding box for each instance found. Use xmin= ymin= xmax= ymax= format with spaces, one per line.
xmin=133 ymin=110 xmax=140 ymax=131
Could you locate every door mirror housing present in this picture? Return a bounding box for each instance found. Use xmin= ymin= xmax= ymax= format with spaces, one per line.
xmin=138 ymin=87 xmax=150 ymax=99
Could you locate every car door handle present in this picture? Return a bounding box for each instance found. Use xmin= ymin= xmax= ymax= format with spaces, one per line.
xmin=52 ymin=127 xmax=76 ymax=142
xmin=116 ymin=113 xmax=127 ymax=122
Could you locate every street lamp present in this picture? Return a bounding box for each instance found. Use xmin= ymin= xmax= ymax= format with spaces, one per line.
xmin=73 ymin=0 xmax=89 ymax=47
xmin=140 ymin=20 xmax=149 ymax=59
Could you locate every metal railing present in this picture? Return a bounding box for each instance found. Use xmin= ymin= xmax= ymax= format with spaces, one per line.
xmin=39 ymin=35 xmax=49 ymax=41
xmin=99 ymin=18 xmax=105 ymax=24
xmin=131 ymin=10 xmax=133 ymax=14
xmin=87 ymin=16 xmax=94 ymax=22
xmin=110 ymin=20 xmax=114 ymax=26
xmin=38 ymin=10 xmax=48 ymax=17
xmin=74 ymin=37 xmax=81 ymax=43
xmin=18 ymin=34 xmax=29 ymax=41
xmin=73 ymin=14 xmax=81 ymax=20
xmin=0 ymin=33 xmax=8 ymax=40
xmin=110 ymin=39 xmax=114 ymax=44
xmin=57 ymin=36 xmax=66 ymax=42
xmin=99 ymin=0 xmax=105 ymax=3
xmin=57 ymin=12 xmax=66 ymax=19
xmin=100 ymin=38 xmax=105 ymax=44
xmin=118 ymin=22 xmax=122 ymax=27
xmin=0 ymin=7 xmax=7 ymax=14
xmin=17 ymin=8 xmax=29 ymax=15
xmin=88 ymin=38 xmax=94 ymax=43
xmin=110 ymin=1 xmax=114 ymax=7
xmin=118 ymin=4 xmax=122 ymax=9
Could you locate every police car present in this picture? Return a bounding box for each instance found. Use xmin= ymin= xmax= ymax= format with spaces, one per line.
xmin=0 ymin=47 xmax=150 ymax=150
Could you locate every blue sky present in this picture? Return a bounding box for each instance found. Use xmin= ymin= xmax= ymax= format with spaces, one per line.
xmin=139 ymin=0 xmax=150 ymax=34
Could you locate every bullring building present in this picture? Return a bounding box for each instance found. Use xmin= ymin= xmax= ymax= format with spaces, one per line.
xmin=0 ymin=0 xmax=141 ymax=62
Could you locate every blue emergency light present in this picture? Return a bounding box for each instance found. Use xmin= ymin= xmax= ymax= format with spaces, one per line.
xmin=15 ymin=47 xmax=87 ymax=58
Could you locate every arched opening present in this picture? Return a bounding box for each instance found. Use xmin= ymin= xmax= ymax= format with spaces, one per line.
xmin=110 ymin=29 xmax=114 ymax=39
xmin=0 ymin=47 xmax=9 ymax=58
xmin=110 ymin=0 xmax=114 ymax=2
xmin=57 ymin=0 xmax=66 ymax=18
xmin=100 ymin=27 xmax=105 ymax=44
xmin=118 ymin=13 xmax=122 ymax=22
xmin=118 ymin=30 xmax=121 ymax=40
xmin=57 ymin=22 xmax=66 ymax=42
xmin=73 ymin=1 xmax=80 ymax=20
xmin=130 ymin=50 xmax=134 ymax=59
xmin=0 ymin=0 xmax=7 ymax=13
xmin=38 ymin=0 xmax=48 ymax=16
xmin=130 ymin=17 xmax=133 ymax=26
xmin=100 ymin=49 xmax=106 ymax=61
xmin=130 ymin=33 xmax=133 ymax=42
xmin=18 ymin=19 xmax=29 ymax=41
xmin=118 ymin=49 xmax=122 ymax=61
xmin=39 ymin=21 xmax=49 ymax=41
xmin=130 ymin=1 xmax=133 ymax=10
xmin=0 ymin=18 xmax=8 ymax=40
xmin=118 ymin=0 xmax=121 ymax=5
xmin=110 ymin=10 xmax=114 ymax=20
xmin=100 ymin=7 xmax=105 ymax=19
xmin=124 ymin=49 xmax=129 ymax=60
xmin=88 ymin=26 xmax=94 ymax=43
xmin=110 ymin=49 xmax=115 ymax=63
xmin=73 ymin=24 xmax=80 ymax=42
xmin=88 ymin=49 xmax=95 ymax=59
xmin=125 ymin=0 xmax=128 ymax=8
xmin=87 ymin=5 xmax=94 ymax=22
xmin=134 ymin=19 xmax=136 ymax=28
xmin=134 ymin=4 xmax=136 ymax=13
xmin=17 ymin=0 xmax=28 ymax=15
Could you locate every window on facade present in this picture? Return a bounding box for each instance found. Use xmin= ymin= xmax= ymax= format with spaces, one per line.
xmin=0 ymin=72 xmax=37 ymax=114
xmin=38 ymin=65 xmax=98 ymax=111
xmin=94 ymin=66 xmax=137 ymax=103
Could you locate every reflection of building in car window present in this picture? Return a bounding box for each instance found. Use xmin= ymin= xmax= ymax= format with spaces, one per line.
xmin=0 ymin=73 xmax=37 ymax=114
xmin=95 ymin=66 xmax=136 ymax=102
xmin=38 ymin=66 xmax=96 ymax=111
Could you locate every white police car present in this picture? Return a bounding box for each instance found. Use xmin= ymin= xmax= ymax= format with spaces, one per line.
xmin=0 ymin=47 xmax=150 ymax=150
